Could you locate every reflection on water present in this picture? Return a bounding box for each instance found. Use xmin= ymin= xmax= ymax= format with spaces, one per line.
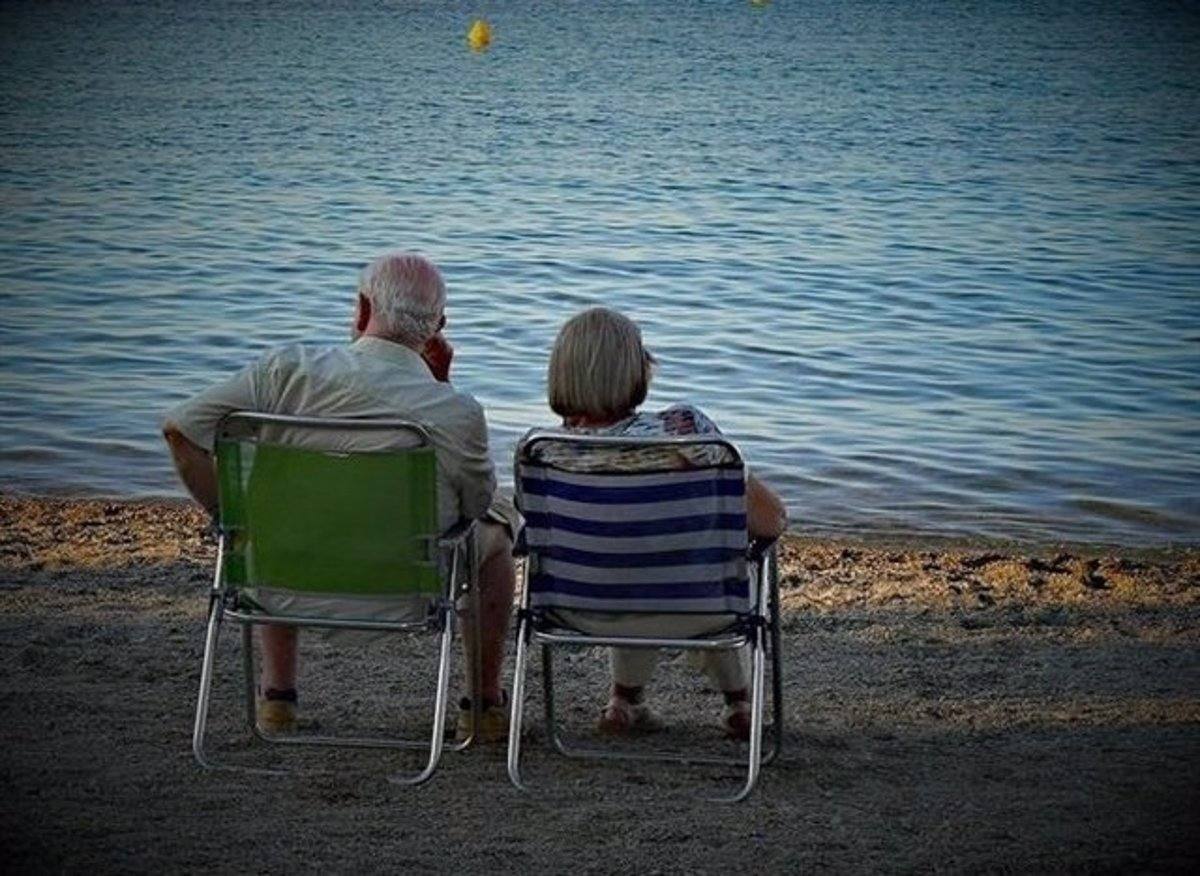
xmin=1 ymin=0 xmax=1198 ymax=545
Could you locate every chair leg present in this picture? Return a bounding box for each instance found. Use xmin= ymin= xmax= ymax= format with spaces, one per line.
xmin=764 ymin=550 xmax=785 ymax=765
xmin=192 ymin=609 xmax=292 ymax=776
xmin=467 ymin=568 xmax=484 ymax=748
xmin=714 ymin=624 xmax=767 ymax=803
xmin=241 ymin=623 xmax=266 ymax=741
xmin=199 ymin=594 xmax=456 ymax=778
xmin=542 ymin=644 xmax=572 ymax=757
xmin=506 ymin=548 xmax=781 ymax=800
xmin=388 ymin=605 xmax=454 ymax=786
xmin=768 ymin=601 xmax=784 ymax=762
xmin=192 ymin=599 xmax=224 ymax=769
xmin=448 ymin=543 xmax=482 ymax=750
xmin=758 ymin=614 xmax=784 ymax=766
xmin=506 ymin=613 xmax=532 ymax=790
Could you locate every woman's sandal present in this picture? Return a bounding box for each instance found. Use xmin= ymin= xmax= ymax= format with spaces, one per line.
xmin=597 ymin=696 xmax=665 ymax=735
xmin=722 ymin=699 xmax=753 ymax=741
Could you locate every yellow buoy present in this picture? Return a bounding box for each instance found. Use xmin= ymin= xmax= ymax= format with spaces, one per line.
xmin=467 ymin=19 xmax=492 ymax=52
xmin=750 ymin=0 xmax=770 ymax=6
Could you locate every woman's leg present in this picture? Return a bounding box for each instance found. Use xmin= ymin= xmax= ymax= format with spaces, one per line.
xmin=700 ymin=644 xmax=749 ymax=694
xmin=601 ymin=647 xmax=663 ymax=732
xmin=701 ymin=645 xmax=752 ymax=740
xmin=609 ymin=646 xmax=659 ymax=690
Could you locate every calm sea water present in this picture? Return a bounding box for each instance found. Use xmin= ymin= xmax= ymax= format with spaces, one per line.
xmin=1 ymin=0 xmax=1198 ymax=545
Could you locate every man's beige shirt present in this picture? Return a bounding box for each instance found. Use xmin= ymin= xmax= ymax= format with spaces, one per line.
xmin=165 ymin=335 xmax=496 ymax=533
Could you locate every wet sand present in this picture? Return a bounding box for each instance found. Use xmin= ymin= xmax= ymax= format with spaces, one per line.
xmin=1 ymin=493 xmax=1198 ymax=873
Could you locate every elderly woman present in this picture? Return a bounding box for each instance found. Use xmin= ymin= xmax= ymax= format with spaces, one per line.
xmin=539 ymin=306 xmax=788 ymax=739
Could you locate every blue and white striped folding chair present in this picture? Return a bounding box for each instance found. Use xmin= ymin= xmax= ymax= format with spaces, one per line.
xmin=506 ymin=430 xmax=783 ymax=802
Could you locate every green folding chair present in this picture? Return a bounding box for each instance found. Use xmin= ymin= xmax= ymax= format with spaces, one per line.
xmin=192 ymin=412 xmax=478 ymax=785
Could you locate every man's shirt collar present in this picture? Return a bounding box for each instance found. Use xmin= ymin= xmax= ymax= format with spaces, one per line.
xmin=351 ymin=335 xmax=427 ymax=371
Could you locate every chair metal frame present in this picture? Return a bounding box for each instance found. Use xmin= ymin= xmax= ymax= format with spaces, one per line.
xmin=506 ymin=430 xmax=784 ymax=803
xmin=192 ymin=412 xmax=481 ymax=785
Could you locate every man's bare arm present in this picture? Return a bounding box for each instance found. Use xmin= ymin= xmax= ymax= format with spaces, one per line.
xmin=163 ymin=424 xmax=219 ymax=517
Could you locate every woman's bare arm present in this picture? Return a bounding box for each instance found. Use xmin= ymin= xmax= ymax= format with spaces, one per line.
xmin=746 ymin=472 xmax=788 ymax=540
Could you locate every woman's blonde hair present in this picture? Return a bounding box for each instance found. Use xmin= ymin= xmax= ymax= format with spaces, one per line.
xmin=548 ymin=307 xmax=655 ymax=420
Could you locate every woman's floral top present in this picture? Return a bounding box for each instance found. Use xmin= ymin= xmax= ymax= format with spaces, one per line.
xmin=527 ymin=404 xmax=738 ymax=472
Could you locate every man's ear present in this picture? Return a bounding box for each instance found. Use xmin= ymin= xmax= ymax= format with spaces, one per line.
xmin=355 ymin=293 xmax=372 ymax=333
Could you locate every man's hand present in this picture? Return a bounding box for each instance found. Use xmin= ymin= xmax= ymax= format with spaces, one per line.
xmin=421 ymin=332 xmax=454 ymax=383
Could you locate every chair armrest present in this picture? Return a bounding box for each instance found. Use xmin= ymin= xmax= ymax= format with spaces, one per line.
xmin=747 ymin=535 xmax=780 ymax=562
xmin=438 ymin=518 xmax=477 ymax=550
xmin=511 ymin=525 xmax=528 ymax=558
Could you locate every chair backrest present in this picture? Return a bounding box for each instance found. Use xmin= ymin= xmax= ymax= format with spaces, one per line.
xmin=515 ymin=431 xmax=750 ymax=614
xmin=214 ymin=412 xmax=441 ymax=598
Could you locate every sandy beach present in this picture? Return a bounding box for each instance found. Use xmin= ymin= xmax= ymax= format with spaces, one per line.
xmin=1 ymin=492 xmax=1198 ymax=872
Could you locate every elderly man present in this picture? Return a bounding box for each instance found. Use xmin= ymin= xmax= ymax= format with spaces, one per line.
xmin=162 ymin=252 xmax=516 ymax=742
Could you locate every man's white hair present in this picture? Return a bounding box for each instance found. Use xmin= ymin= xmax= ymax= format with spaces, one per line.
xmin=358 ymin=252 xmax=447 ymax=346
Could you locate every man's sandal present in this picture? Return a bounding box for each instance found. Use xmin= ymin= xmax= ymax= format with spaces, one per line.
xmin=256 ymin=687 xmax=298 ymax=735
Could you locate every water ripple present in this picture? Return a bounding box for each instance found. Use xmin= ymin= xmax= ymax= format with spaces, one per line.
xmin=1 ymin=0 xmax=1198 ymax=545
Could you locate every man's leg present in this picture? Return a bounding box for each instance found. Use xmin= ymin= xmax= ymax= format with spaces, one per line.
xmin=256 ymin=624 xmax=298 ymax=732
xmin=259 ymin=624 xmax=298 ymax=691
xmin=461 ymin=521 xmax=515 ymax=704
